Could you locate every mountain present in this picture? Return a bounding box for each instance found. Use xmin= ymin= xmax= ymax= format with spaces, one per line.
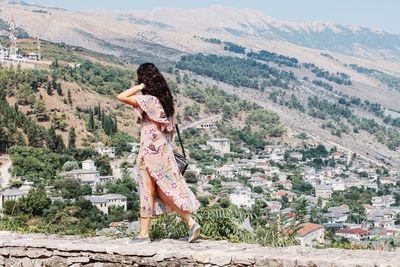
xmin=1 ymin=1 xmax=400 ymax=168
xmin=127 ymin=5 xmax=400 ymax=61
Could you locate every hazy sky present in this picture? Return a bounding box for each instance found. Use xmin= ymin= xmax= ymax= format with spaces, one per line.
xmin=26 ymin=0 xmax=400 ymax=34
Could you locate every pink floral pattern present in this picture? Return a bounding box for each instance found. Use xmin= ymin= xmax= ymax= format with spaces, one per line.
xmin=133 ymin=94 xmax=200 ymax=217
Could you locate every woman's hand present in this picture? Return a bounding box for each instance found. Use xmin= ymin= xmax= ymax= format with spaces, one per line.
xmin=117 ymin=83 xmax=146 ymax=107
xmin=138 ymin=83 xmax=146 ymax=91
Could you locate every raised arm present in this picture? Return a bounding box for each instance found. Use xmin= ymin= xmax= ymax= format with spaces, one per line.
xmin=117 ymin=83 xmax=146 ymax=107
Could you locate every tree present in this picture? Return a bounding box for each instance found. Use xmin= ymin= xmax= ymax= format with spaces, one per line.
xmin=67 ymin=89 xmax=73 ymax=105
xmin=46 ymin=81 xmax=52 ymax=96
xmin=293 ymin=197 xmax=308 ymax=221
xmin=110 ymin=132 xmax=133 ymax=156
xmin=87 ymin=108 xmax=95 ymax=131
xmin=253 ymin=186 xmax=263 ymax=194
xmin=184 ymin=171 xmax=198 ymax=184
xmin=46 ymin=126 xmax=57 ymax=151
xmin=33 ymin=98 xmax=48 ymax=121
xmin=55 ymin=82 xmax=62 ymax=96
xmin=24 ymin=187 xmax=52 ymax=216
xmin=68 ymin=127 xmax=76 ymax=149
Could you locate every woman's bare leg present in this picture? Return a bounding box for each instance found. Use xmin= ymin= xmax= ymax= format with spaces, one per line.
xmin=155 ymin=184 xmax=196 ymax=228
xmin=138 ymin=170 xmax=156 ymax=237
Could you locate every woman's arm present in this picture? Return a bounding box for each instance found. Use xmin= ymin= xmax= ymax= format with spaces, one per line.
xmin=117 ymin=83 xmax=146 ymax=107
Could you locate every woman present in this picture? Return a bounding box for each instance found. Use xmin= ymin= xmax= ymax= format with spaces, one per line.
xmin=117 ymin=63 xmax=201 ymax=244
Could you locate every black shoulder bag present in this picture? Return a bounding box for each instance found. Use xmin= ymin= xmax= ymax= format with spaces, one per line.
xmin=173 ymin=123 xmax=189 ymax=175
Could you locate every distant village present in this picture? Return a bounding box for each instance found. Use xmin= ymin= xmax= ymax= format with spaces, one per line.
xmin=1 ymin=111 xmax=399 ymax=248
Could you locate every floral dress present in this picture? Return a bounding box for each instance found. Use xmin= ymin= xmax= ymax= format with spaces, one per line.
xmin=132 ymin=94 xmax=200 ymax=217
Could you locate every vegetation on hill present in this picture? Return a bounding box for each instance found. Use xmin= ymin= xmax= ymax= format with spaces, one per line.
xmin=349 ymin=64 xmax=400 ymax=91
xmin=176 ymin=53 xmax=295 ymax=90
xmin=247 ymin=50 xmax=299 ymax=68
xmin=49 ymin=59 xmax=133 ymax=95
xmin=303 ymin=63 xmax=352 ymax=86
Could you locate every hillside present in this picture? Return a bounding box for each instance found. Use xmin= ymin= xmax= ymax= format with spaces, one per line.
xmin=0 ymin=1 xmax=400 ymax=168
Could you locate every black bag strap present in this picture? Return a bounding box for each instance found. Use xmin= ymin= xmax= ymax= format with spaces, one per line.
xmin=175 ymin=123 xmax=186 ymax=158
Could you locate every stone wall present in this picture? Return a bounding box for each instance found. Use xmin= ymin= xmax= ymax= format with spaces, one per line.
xmin=0 ymin=231 xmax=398 ymax=267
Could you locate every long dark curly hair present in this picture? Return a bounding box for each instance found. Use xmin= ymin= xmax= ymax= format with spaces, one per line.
xmin=136 ymin=63 xmax=175 ymax=118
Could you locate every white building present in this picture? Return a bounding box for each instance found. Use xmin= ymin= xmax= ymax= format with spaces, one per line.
xmin=206 ymin=138 xmax=231 ymax=154
xmin=229 ymin=187 xmax=255 ymax=209
xmin=215 ymin=165 xmax=235 ymax=179
xmin=60 ymin=159 xmax=114 ymax=190
xmin=330 ymin=179 xmax=345 ymax=191
xmin=95 ymin=145 xmax=116 ymax=158
xmin=84 ymin=193 xmax=127 ymax=215
xmin=0 ymin=187 xmax=30 ymax=210
xmin=289 ymin=152 xmax=303 ymax=161
xmin=371 ymin=195 xmax=395 ymax=208
xmin=128 ymin=142 xmax=140 ymax=153
xmin=315 ymin=184 xmax=332 ymax=199
xmin=296 ymin=223 xmax=325 ymax=247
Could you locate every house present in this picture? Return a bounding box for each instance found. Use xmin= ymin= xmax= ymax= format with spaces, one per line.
xmin=330 ymin=178 xmax=345 ymax=191
xmin=264 ymin=144 xmax=284 ymax=154
xmin=335 ymin=228 xmax=369 ymax=240
xmin=289 ymin=152 xmax=303 ymax=161
xmin=315 ymin=184 xmax=332 ymax=199
xmin=295 ymin=223 xmax=325 ymax=246
xmin=371 ymin=195 xmax=395 ymax=208
xmin=60 ymin=159 xmax=115 ymax=190
xmin=363 ymin=180 xmax=378 ymax=191
xmin=366 ymin=209 xmax=395 ymax=228
xmin=0 ymin=187 xmax=30 ymax=210
xmin=248 ymin=172 xmax=267 ymax=187
xmin=229 ymin=187 xmax=255 ymax=209
xmin=206 ymin=138 xmax=230 ymax=154
xmin=272 ymin=190 xmax=296 ymax=202
xmin=269 ymin=151 xmax=285 ymax=162
xmin=215 ymin=165 xmax=236 ymax=180
xmin=263 ymin=166 xmax=280 ymax=177
xmin=324 ymin=205 xmax=350 ymax=224
xmin=95 ymin=145 xmax=116 ymax=158
xmin=265 ymin=201 xmax=282 ymax=212
xmin=84 ymin=193 xmax=127 ymax=215
xmin=380 ymin=176 xmax=397 ymax=186
xmin=330 ymin=151 xmax=343 ymax=160
xmin=344 ymin=178 xmax=364 ymax=189
xmin=221 ymin=181 xmax=243 ymax=190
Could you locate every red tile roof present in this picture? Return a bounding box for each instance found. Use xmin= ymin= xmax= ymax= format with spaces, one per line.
xmin=336 ymin=228 xmax=368 ymax=235
xmin=296 ymin=223 xmax=324 ymax=237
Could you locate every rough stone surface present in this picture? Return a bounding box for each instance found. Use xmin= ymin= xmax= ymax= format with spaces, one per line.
xmin=0 ymin=231 xmax=399 ymax=266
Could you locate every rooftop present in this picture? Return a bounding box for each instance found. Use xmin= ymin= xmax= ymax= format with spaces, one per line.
xmin=296 ymin=223 xmax=324 ymax=237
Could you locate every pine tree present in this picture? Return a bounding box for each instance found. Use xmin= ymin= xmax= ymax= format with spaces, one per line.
xmin=88 ymin=108 xmax=95 ymax=131
xmin=68 ymin=127 xmax=76 ymax=149
xmin=56 ymin=82 xmax=62 ymax=96
xmin=67 ymin=89 xmax=72 ymax=105
xmin=46 ymin=81 xmax=52 ymax=96
xmin=113 ymin=114 xmax=118 ymax=133
xmin=55 ymin=134 xmax=65 ymax=153
xmin=46 ymin=126 xmax=57 ymax=151
xmin=101 ymin=110 xmax=105 ymax=129
xmin=97 ymin=103 xmax=101 ymax=120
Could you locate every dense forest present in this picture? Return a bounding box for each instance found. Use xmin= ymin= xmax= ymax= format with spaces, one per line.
xmin=176 ymin=53 xmax=295 ymax=90
xmin=247 ymin=50 xmax=299 ymax=68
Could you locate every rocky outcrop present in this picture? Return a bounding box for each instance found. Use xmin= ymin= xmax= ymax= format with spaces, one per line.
xmin=0 ymin=231 xmax=398 ymax=266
